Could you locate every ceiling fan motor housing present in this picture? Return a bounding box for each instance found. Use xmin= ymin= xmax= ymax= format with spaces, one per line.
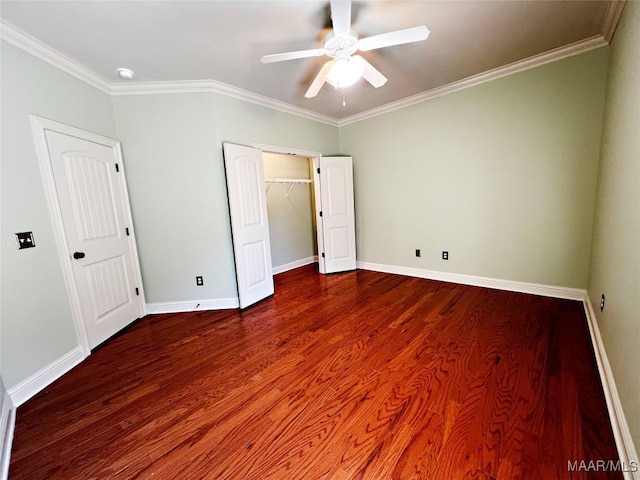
xmin=323 ymin=31 xmax=359 ymax=59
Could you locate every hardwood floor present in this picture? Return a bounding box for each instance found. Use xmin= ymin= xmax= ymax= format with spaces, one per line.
xmin=10 ymin=266 xmax=620 ymax=479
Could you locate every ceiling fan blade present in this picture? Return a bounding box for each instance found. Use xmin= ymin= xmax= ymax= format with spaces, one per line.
xmin=354 ymin=56 xmax=387 ymax=88
xmin=261 ymin=48 xmax=327 ymax=64
xmin=305 ymin=61 xmax=333 ymax=98
xmin=357 ymin=25 xmax=430 ymax=51
xmin=330 ymin=0 xmax=352 ymax=38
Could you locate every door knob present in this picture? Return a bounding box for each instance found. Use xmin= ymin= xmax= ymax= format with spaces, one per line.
xmin=73 ymin=251 xmax=85 ymax=259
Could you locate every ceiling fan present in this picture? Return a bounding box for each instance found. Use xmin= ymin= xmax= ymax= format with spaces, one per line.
xmin=260 ymin=0 xmax=430 ymax=99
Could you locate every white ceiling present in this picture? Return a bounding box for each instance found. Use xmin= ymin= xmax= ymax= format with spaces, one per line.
xmin=1 ymin=1 xmax=617 ymax=120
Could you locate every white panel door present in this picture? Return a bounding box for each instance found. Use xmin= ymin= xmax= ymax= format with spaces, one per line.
xmin=319 ymin=156 xmax=356 ymax=273
xmin=45 ymin=130 xmax=144 ymax=348
xmin=223 ymin=143 xmax=274 ymax=308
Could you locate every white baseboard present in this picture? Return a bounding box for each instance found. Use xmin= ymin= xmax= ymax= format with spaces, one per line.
xmin=146 ymin=297 xmax=240 ymax=314
xmin=147 ymin=258 xmax=319 ymax=314
xmin=272 ymin=256 xmax=317 ymax=275
xmin=8 ymin=346 xmax=85 ymax=408
xmin=356 ymin=261 xmax=586 ymax=301
xmin=1 ymin=385 xmax=15 ymax=480
xmin=583 ymin=295 xmax=639 ymax=479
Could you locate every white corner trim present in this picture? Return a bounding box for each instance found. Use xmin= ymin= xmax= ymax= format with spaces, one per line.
xmin=583 ymin=295 xmax=639 ymax=479
xmin=146 ymin=297 xmax=240 ymax=314
xmin=1 ymin=385 xmax=15 ymax=480
xmin=602 ymin=1 xmax=627 ymax=43
xmin=0 ymin=20 xmax=111 ymax=94
xmin=338 ymin=35 xmax=609 ymax=126
xmin=7 ymin=346 xmax=85 ymax=408
xmin=356 ymin=261 xmax=586 ymax=301
xmin=272 ymin=256 xmax=317 ymax=275
xmin=110 ymin=80 xmax=339 ymax=127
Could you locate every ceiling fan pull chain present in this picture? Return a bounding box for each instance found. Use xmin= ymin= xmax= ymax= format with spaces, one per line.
xmin=342 ymin=88 xmax=346 ymax=107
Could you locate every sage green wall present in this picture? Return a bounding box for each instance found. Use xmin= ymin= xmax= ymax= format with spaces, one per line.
xmin=263 ymin=153 xmax=315 ymax=268
xmin=587 ymin=2 xmax=640 ymax=452
xmin=112 ymin=94 xmax=228 ymax=303
xmin=112 ymin=93 xmax=338 ymax=302
xmin=340 ymin=48 xmax=608 ymax=288
xmin=0 ymin=42 xmax=117 ymax=389
xmin=211 ymin=94 xmax=338 ymax=156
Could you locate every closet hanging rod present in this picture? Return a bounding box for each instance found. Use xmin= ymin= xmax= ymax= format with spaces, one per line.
xmin=264 ymin=178 xmax=312 ymax=184
xmin=265 ymin=178 xmax=312 ymax=198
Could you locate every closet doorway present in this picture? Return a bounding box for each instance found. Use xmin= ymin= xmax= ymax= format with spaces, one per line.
xmin=223 ymin=142 xmax=355 ymax=309
xmin=263 ymin=152 xmax=318 ymax=275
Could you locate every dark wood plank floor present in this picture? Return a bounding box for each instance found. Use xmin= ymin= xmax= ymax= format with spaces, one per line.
xmin=10 ymin=266 xmax=620 ymax=479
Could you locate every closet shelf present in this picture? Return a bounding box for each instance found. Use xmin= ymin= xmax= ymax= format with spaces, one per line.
xmin=265 ymin=178 xmax=312 ymax=198
xmin=265 ymin=178 xmax=312 ymax=184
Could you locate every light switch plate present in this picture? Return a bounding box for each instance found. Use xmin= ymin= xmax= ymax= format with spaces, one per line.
xmin=15 ymin=231 xmax=36 ymax=249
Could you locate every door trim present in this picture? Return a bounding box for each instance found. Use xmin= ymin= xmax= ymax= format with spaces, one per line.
xmin=252 ymin=143 xmax=321 ymax=159
xmin=30 ymin=115 xmax=146 ymax=357
xmin=253 ymin=143 xmax=326 ymax=273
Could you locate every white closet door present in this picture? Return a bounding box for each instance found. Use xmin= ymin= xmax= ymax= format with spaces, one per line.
xmin=223 ymin=143 xmax=274 ymax=308
xmin=319 ymin=156 xmax=356 ymax=273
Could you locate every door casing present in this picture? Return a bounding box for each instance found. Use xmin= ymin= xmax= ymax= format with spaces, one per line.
xmin=30 ymin=115 xmax=146 ymax=357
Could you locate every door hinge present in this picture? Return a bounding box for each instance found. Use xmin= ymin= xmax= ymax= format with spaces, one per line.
xmin=115 ymin=163 xmax=120 ymax=173
xmin=317 ymin=167 xmax=320 ymax=174
xmin=319 ymin=211 xmax=323 ymax=217
xmin=125 ymin=227 xmax=130 ymax=236
xmin=135 ymin=287 xmax=140 ymax=296
xmin=321 ymin=252 xmax=325 ymax=258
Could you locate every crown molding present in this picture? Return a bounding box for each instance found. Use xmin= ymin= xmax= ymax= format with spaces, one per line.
xmin=2 ymin=18 xmax=609 ymax=130
xmin=0 ymin=19 xmax=338 ymax=126
xmin=602 ymin=1 xmax=627 ymax=42
xmin=338 ymin=35 xmax=609 ymax=127
xmin=110 ymin=80 xmax=216 ymax=96
xmin=110 ymin=80 xmax=339 ymax=127
xmin=0 ymin=20 xmax=111 ymax=94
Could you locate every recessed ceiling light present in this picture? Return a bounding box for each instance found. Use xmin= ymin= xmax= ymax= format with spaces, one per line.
xmin=117 ymin=68 xmax=134 ymax=80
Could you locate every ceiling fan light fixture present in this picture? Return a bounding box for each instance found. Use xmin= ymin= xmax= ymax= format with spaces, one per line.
xmin=326 ymin=56 xmax=364 ymax=88
xmin=264 ymin=0 xmax=429 ymax=99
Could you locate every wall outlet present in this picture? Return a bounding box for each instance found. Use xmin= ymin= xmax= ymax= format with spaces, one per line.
xmin=415 ymin=249 xmax=421 ymax=257
xmin=196 ymin=276 xmax=204 ymax=286
xmin=442 ymin=251 xmax=449 ymax=260
xmin=600 ymin=294 xmax=605 ymax=312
